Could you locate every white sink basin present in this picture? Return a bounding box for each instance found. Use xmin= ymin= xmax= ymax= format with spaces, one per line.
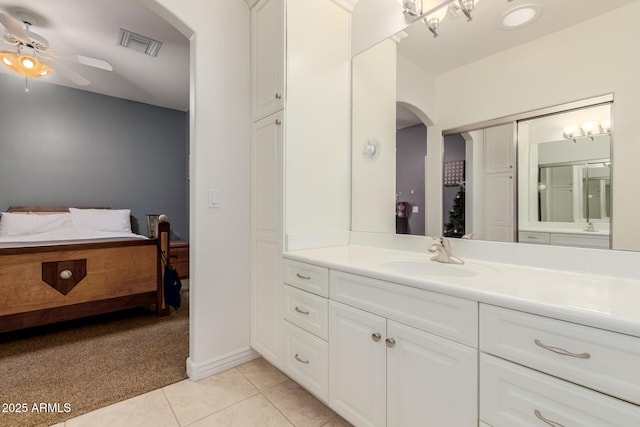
xmin=379 ymin=259 xmax=478 ymax=278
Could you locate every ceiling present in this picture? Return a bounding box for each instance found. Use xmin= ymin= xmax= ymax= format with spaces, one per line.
xmin=395 ymin=0 xmax=637 ymax=129
xmin=0 ymin=0 xmax=189 ymax=111
xmin=398 ymin=0 xmax=638 ymax=75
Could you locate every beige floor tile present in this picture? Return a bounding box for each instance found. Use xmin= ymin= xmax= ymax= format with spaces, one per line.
xmin=162 ymin=368 xmax=258 ymax=426
xmin=264 ymin=380 xmax=337 ymax=427
xmin=236 ymin=357 xmax=289 ymax=391
xmin=188 ymin=394 xmax=294 ymax=427
xmin=320 ymin=415 xmax=354 ymax=427
xmin=48 ymin=424 xmax=65 ymax=427
xmin=64 ymin=389 xmax=178 ymax=427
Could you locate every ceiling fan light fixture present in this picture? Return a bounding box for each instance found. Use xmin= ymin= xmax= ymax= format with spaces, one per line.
xmin=0 ymin=51 xmax=53 ymax=78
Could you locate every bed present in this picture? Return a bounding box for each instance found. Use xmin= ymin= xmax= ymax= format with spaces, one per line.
xmin=0 ymin=206 xmax=171 ymax=333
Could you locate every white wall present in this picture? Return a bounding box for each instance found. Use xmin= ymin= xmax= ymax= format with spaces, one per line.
xmin=427 ymin=3 xmax=640 ymax=249
xmin=285 ymin=0 xmax=351 ymax=248
xmin=141 ymin=0 xmax=253 ymax=379
xmin=351 ymin=39 xmax=397 ymax=233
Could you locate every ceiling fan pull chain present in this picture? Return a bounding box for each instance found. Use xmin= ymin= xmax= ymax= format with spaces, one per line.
xmin=25 ymin=74 xmax=29 ymax=93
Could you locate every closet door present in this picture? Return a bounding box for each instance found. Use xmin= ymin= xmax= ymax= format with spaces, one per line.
xmin=251 ymin=111 xmax=284 ymax=365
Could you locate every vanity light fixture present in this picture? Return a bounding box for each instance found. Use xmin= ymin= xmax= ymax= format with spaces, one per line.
xmin=401 ymin=0 xmax=480 ymax=37
xmin=563 ymin=120 xmax=611 ymax=143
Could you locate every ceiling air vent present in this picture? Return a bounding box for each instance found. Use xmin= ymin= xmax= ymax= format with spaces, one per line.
xmin=118 ymin=29 xmax=163 ymax=57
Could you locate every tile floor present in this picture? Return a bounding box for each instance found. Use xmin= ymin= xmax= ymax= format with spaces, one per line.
xmin=50 ymin=357 xmax=352 ymax=427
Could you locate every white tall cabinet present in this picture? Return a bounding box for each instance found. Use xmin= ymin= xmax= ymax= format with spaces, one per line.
xmin=250 ymin=0 xmax=350 ymax=370
xmin=483 ymin=123 xmax=516 ymax=242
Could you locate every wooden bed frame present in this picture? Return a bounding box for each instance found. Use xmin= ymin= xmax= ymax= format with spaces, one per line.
xmin=0 ymin=206 xmax=171 ymax=333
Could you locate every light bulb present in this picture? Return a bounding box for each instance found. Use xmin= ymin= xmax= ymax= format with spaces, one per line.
xmin=600 ymin=119 xmax=612 ymax=133
xmin=21 ymin=57 xmax=35 ymax=69
xmin=563 ymin=125 xmax=578 ymax=139
xmin=425 ymin=5 xmax=448 ymax=37
xmin=581 ymin=121 xmax=598 ymax=136
xmin=2 ymin=57 xmax=12 ymax=66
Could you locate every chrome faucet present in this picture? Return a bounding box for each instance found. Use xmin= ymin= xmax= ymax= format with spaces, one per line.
xmin=429 ymin=237 xmax=464 ymax=265
xmin=584 ymin=221 xmax=596 ymax=232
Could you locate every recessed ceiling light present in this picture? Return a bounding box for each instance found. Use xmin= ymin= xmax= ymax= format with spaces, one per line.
xmin=500 ymin=5 xmax=541 ymax=29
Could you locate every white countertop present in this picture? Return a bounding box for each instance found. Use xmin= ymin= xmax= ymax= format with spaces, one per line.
xmin=284 ymin=245 xmax=640 ymax=338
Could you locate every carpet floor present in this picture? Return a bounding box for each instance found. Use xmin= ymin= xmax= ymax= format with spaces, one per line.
xmin=0 ymin=293 xmax=189 ymax=427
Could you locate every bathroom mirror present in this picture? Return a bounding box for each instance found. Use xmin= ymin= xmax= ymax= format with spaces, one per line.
xmin=350 ymin=0 xmax=640 ymax=250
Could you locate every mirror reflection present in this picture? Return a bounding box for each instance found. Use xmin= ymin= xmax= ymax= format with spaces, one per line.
xmin=350 ymin=0 xmax=639 ymax=250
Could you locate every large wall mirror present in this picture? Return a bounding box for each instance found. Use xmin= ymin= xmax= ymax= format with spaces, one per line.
xmin=351 ymin=0 xmax=640 ymax=251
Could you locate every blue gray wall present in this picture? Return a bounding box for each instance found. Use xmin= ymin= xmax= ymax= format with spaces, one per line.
xmin=0 ymin=73 xmax=189 ymax=240
xmin=396 ymin=124 xmax=427 ymax=236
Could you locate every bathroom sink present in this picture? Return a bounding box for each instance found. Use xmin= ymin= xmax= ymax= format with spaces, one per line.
xmin=379 ymin=259 xmax=478 ymax=278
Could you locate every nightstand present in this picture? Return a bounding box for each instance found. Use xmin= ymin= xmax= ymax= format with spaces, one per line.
xmin=169 ymin=241 xmax=189 ymax=279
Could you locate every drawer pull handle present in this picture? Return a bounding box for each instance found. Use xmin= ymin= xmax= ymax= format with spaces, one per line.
xmin=534 ymin=409 xmax=565 ymax=427
xmin=371 ymin=332 xmax=381 ymax=342
xmin=294 ymin=306 xmax=310 ymax=315
xmin=294 ymin=354 xmax=309 ymax=364
xmin=534 ymin=339 xmax=591 ymax=359
xmin=296 ymin=273 xmax=311 ymax=280
xmin=385 ymin=338 xmax=396 ymax=348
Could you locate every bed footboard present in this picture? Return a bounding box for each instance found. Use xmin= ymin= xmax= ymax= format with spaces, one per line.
xmin=0 ymin=221 xmax=172 ymax=333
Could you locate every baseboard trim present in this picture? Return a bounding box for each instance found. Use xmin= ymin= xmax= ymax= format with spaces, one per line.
xmin=186 ymin=347 xmax=260 ymax=381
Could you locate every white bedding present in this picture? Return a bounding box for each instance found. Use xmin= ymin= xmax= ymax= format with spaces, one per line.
xmin=0 ymin=228 xmax=147 ymax=248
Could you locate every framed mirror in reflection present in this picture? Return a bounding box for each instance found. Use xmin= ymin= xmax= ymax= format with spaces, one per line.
xmin=443 ymin=101 xmax=612 ymax=249
xmin=350 ymin=0 xmax=640 ymax=251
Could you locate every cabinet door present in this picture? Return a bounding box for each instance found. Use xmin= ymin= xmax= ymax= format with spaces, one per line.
xmin=251 ymin=112 xmax=283 ymax=365
xmin=386 ymin=320 xmax=477 ymax=427
xmin=251 ymin=0 xmax=285 ymax=121
xmin=483 ymin=123 xmax=515 ymax=173
xmin=484 ymin=172 xmax=515 ymax=242
xmin=329 ymin=301 xmax=386 ymax=427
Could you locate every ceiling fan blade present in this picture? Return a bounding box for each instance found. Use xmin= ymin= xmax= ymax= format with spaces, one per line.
xmin=40 ymin=57 xmax=90 ymax=86
xmin=43 ymin=48 xmax=113 ymax=71
xmin=0 ymin=12 xmax=29 ymax=43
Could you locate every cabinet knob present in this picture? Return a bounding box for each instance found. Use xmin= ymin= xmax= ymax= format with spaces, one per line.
xmin=275 ymin=92 xmax=282 ymax=100
xmin=371 ymin=332 xmax=381 ymax=342
xmin=275 ymin=119 xmax=282 ymax=126
xmin=385 ymin=338 xmax=396 ymax=348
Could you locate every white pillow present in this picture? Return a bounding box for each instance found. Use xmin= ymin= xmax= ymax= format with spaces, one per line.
xmin=69 ymin=208 xmax=132 ymax=233
xmin=0 ymin=212 xmax=73 ymax=236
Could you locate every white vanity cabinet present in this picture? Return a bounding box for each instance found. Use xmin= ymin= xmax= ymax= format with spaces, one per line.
xmin=329 ymin=271 xmax=478 ymax=427
xmin=479 ymin=304 xmax=640 ymax=426
xmin=280 ymin=259 xmax=330 ymax=403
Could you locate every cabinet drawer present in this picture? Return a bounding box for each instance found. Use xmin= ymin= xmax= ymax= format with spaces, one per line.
xmin=170 ymin=242 xmax=189 ymax=279
xmin=518 ymin=231 xmax=549 ymax=244
xmin=480 ymin=354 xmax=640 ymax=427
xmin=549 ymin=233 xmax=609 ymax=249
xmin=480 ymin=304 xmax=640 ymax=405
xmin=330 ymin=270 xmax=477 ymax=347
xmin=283 ymin=259 xmax=329 ymax=297
xmin=283 ymin=284 xmax=328 ymax=340
xmin=282 ymin=320 xmax=328 ymax=403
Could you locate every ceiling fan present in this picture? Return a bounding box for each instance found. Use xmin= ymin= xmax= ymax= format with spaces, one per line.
xmin=0 ymin=10 xmax=112 ymax=87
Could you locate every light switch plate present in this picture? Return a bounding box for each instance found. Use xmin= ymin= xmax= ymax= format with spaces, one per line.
xmin=412 ymin=205 xmax=419 ymax=213
xmin=208 ymin=189 xmax=220 ymax=208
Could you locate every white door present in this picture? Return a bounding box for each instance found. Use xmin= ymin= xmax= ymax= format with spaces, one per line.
xmin=251 ymin=0 xmax=285 ymax=121
xmin=483 ymin=124 xmax=515 ymax=173
xmin=329 ymin=301 xmax=386 ymax=427
xmin=386 ymin=320 xmax=478 ymax=427
xmin=250 ymin=112 xmax=283 ymax=365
